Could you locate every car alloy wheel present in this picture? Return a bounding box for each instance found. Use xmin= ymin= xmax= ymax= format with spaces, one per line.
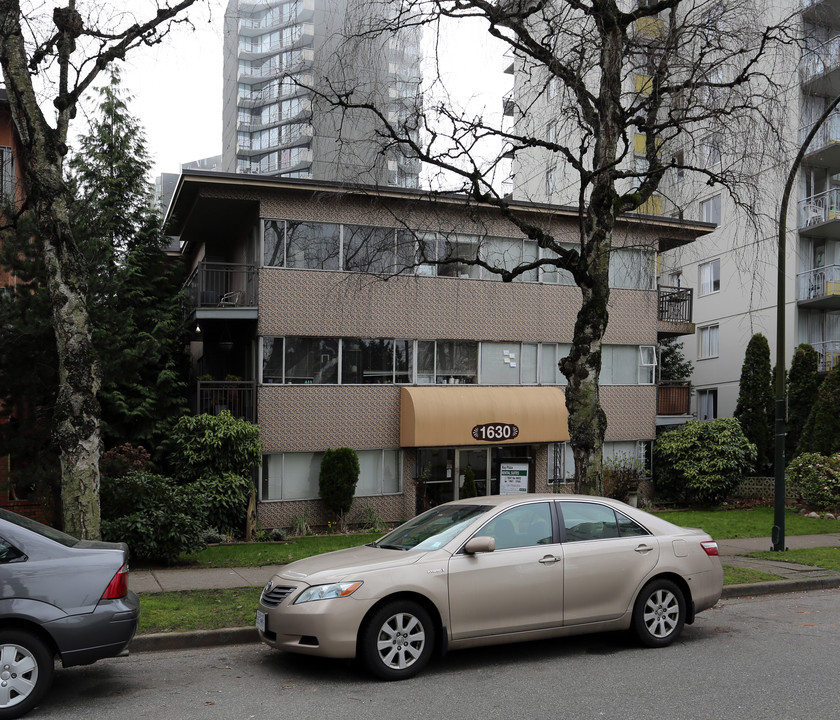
xmin=360 ymin=601 xmax=434 ymax=680
xmin=632 ymin=579 xmax=686 ymax=648
xmin=0 ymin=630 xmax=54 ymax=720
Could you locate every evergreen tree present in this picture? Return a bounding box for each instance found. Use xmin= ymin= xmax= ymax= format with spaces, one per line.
xmin=68 ymin=71 xmax=189 ymax=454
xmin=798 ymin=366 xmax=840 ymax=456
xmin=786 ymin=344 xmax=820 ymax=459
xmin=0 ymin=214 xmax=60 ymax=503
xmin=658 ymin=337 xmax=694 ymax=382
xmin=734 ymin=333 xmax=774 ymax=474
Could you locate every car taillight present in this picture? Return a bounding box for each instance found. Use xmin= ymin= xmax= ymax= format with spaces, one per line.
xmin=101 ymin=562 xmax=129 ymax=599
xmin=701 ymin=541 xmax=719 ymax=556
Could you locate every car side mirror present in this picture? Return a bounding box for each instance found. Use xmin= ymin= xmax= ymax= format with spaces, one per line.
xmin=464 ymin=536 xmax=496 ymax=554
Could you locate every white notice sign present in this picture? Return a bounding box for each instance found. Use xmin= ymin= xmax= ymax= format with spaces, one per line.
xmin=500 ymin=463 xmax=529 ymax=494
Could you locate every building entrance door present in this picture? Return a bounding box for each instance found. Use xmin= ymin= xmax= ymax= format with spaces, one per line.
xmin=454 ymin=448 xmax=489 ymax=498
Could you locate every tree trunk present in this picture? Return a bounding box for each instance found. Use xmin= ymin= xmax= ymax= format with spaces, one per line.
xmin=0 ymin=3 xmax=102 ymax=538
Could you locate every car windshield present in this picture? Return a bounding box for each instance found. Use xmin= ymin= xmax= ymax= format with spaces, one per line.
xmin=373 ymin=504 xmax=491 ymax=551
xmin=0 ymin=508 xmax=79 ymax=548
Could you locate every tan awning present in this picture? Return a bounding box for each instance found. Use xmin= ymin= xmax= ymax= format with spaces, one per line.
xmin=400 ymin=386 xmax=569 ymax=447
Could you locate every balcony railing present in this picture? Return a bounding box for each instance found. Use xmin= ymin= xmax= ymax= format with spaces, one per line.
xmin=657 ymin=382 xmax=691 ymax=415
xmin=185 ymin=262 xmax=258 ymax=310
xmin=798 ymin=188 xmax=840 ymax=229
xmin=800 ymin=111 xmax=840 ymax=150
xmin=658 ymin=286 xmax=693 ymax=323
xmin=801 ymin=36 xmax=840 ymax=84
xmin=797 ymin=264 xmax=840 ymax=301
xmin=812 ymin=340 xmax=840 ymax=372
xmin=196 ymin=381 xmax=255 ymax=422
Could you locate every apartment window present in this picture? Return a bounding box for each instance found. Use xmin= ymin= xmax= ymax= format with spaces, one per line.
xmin=610 ymin=248 xmax=656 ymax=290
xmin=547 ymin=442 xmax=575 ymax=484
xmin=700 ymin=195 xmax=721 ymax=226
xmin=286 ymin=221 xmax=340 ymax=270
xmin=673 ymin=150 xmax=684 ymax=181
xmin=416 ymin=340 xmax=478 ymax=384
xmin=639 ymin=346 xmax=656 ymax=384
xmin=355 ymin=450 xmax=402 ymax=496
xmin=262 ymin=337 xmax=339 ymax=384
xmin=699 ymin=258 xmax=720 ymax=295
xmin=480 ymin=343 xmax=538 ymax=385
xmin=341 ymin=338 xmax=411 ymax=384
xmin=546 ymin=120 xmax=558 ymax=144
xmin=697 ymin=388 xmax=718 ymax=420
xmin=546 ymin=165 xmax=558 ymax=196
xmin=343 ymin=226 xmax=396 ymax=274
xmin=698 ymin=325 xmax=719 ymax=359
xmin=701 ymin=135 xmax=721 ymax=168
xmin=601 ymin=345 xmax=647 ymax=384
xmin=547 ymin=75 xmax=561 ymax=99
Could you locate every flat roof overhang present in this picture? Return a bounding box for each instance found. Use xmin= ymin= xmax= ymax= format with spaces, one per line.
xmin=400 ymin=386 xmax=569 ymax=448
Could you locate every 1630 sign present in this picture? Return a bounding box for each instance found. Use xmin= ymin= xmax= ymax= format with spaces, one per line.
xmin=471 ymin=423 xmax=520 ymax=442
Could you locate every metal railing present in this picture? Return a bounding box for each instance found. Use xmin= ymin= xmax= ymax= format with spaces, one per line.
xmin=801 ymin=36 xmax=840 ymax=83
xmin=800 ymin=111 xmax=840 ymax=151
xmin=798 ymin=188 xmax=840 ymax=228
xmin=797 ymin=264 xmax=840 ymax=301
xmin=657 ymin=383 xmax=691 ymax=415
xmin=196 ymin=381 xmax=255 ymax=422
xmin=657 ymin=286 xmax=693 ymax=323
xmin=811 ymin=340 xmax=840 ymax=373
xmin=184 ymin=262 xmax=258 ymax=311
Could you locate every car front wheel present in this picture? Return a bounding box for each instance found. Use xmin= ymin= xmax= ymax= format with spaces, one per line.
xmin=360 ymin=601 xmax=434 ymax=680
xmin=632 ymin=579 xmax=686 ymax=648
xmin=0 ymin=630 xmax=54 ymax=720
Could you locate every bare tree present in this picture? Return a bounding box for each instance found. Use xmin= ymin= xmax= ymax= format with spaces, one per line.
xmin=306 ymin=0 xmax=797 ymax=493
xmin=0 ymin=0 xmax=198 ymax=537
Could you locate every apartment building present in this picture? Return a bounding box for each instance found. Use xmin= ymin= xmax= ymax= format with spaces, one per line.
xmin=222 ymin=0 xmax=421 ymax=187
xmin=505 ymin=1 xmax=819 ymax=423
xmin=166 ymin=170 xmax=707 ymax=528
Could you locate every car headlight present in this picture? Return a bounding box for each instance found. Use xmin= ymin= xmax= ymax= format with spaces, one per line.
xmin=294 ymin=581 xmax=363 ymax=604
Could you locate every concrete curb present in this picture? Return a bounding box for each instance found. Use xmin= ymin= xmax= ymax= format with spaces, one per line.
xmin=128 ymin=577 xmax=840 ymax=654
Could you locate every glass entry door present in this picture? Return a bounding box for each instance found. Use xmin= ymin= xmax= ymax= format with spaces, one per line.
xmin=455 ymin=448 xmax=489 ymax=499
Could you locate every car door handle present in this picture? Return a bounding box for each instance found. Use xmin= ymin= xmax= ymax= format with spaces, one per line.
xmin=634 ymin=544 xmax=654 ymax=554
xmin=538 ymin=555 xmax=561 ymax=564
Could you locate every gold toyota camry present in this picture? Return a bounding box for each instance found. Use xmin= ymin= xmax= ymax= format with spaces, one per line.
xmin=256 ymin=494 xmax=723 ymax=680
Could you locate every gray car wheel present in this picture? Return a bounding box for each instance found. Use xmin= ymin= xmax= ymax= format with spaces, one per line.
xmin=360 ymin=601 xmax=434 ymax=680
xmin=0 ymin=630 xmax=54 ymax=720
xmin=632 ymin=579 xmax=686 ymax=648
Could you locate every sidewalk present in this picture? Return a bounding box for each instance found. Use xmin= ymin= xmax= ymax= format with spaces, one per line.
xmin=128 ymin=532 xmax=840 ymax=653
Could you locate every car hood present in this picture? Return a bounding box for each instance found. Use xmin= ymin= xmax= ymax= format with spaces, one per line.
xmin=277 ymin=544 xmax=428 ymax=583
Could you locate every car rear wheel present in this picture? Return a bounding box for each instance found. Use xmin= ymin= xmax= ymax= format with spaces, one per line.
xmin=360 ymin=601 xmax=434 ymax=680
xmin=0 ymin=630 xmax=54 ymax=720
xmin=632 ymin=579 xmax=686 ymax=648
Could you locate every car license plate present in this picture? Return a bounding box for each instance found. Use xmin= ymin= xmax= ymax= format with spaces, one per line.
xmin=256 ymin=610 xmax=266 ymax=633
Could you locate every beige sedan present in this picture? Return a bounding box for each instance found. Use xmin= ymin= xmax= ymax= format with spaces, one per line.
xmin=256 ymin=494 xmax=723 ymax=679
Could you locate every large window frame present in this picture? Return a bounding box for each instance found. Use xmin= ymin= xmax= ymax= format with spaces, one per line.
xmin=697 ymin=388 xmax=718 ymax=420
xmin=699 ymin=258 xmax=721 ymax=296
xmin=698 ymin=324 xmax=719 ymax=360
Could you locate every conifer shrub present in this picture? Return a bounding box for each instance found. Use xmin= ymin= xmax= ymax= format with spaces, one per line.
xmin=786 ymin=453 xmax=840 ymax=511
xmin=319 ymin=448 xmax=360 ymax=530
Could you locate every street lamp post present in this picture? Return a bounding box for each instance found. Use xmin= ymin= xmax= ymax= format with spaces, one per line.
xmin=773 ymin=94 xmax=840 ymax=551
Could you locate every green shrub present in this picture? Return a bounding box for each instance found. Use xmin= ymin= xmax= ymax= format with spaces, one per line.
xmin=101 ymin=471 xmax=208 ymax=564
xmin=166 ymin=411 xmax=262 ymax=483
xmin=798 ymin=367 xmax=840 ymax=457
xmin=319 ymin=448 xmax=360 ymax=528
xmin=201 ymin=471 xmax=254 ymax=535
xmin=734 ymin=334 xmax=774 ymax=473
xmin=653 ymin=418 xmax=757 ymax=505
xmin=787 ymin=452 xmax=840 ymax=511
xmin=786 ymin=344 xmax=820 ymax=458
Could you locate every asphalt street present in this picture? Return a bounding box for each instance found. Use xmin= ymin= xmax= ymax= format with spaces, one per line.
xmin=29 ymin=588 xmax=840 ymax=720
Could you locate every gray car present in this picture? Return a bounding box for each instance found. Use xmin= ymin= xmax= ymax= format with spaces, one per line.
xmin=0 ymin=508 xmax=140 ymax=719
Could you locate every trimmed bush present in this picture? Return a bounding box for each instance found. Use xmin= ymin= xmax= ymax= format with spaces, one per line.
xmin=734 ymin=334 xmax=774 ymax=473
xmin=654 ymin=418 xmax=757 ymax=505
xmin=319 ymin=448 xmax=360 ymax=527
xmin=101 ymin=471 xmax=208 ymax=564
xmin=786 ymin=343 xmax=820 ymax=458
xmin=202 ymin=471 xmax=254 ymax=535
xmin=798 ymin=366 xmax=840 ymax=457
xmin=603 ymin=451 xmax=645 ymax=503
xmin=787 ymin=452 xmax=840 ymax=511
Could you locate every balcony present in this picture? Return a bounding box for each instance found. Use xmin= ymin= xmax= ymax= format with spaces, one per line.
xmin=196 ymin=380 xmax=255 ymax=423
xmin=184 ymin=262 xmax=258 ymax=320
xmin=802 ymin=0 xmax=840 ymax=29
xmin=801 ymin=112 xmax=840 ymax=168
xmin=797 ymin=264 xmax=840 ymax=309
xmin=657 ymin=285 xmax=694 ymax=338
xmin=812 ymin=340 xmax=840 ymax=372
xmin=801 ymin=37 xmax=840 ymax=96
xmin=657 ymin=382 xmax=691 ymax=416
xmin=798 ymin=189 xmax=840 ymax=239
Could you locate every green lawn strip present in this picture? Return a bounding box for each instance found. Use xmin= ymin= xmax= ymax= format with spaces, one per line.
xmin=651 ymin=507 xmax=840 ymax=540
xmin=747 ymin=547 xmax=840 ymax=572
xmin=138 ymin=587 xmax=262 ymax=634
xmin=176 ymin=533 xmax=382 ymax=569
xmin=722 ymin=565 xmax=782 ymax=586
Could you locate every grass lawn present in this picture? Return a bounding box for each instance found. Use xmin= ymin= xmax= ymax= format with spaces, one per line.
xmin=722 ymin=565 xmax=781 ymax=586
xmin=747 ymin=547 xmax=840 ymax=572
xmin=651 ymin=507 xmax=840 ymax=540
xmin=139 ymin=587 xmax=262 ymax=634
xmin=176 ymin=533 xmax=382 ymax=569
